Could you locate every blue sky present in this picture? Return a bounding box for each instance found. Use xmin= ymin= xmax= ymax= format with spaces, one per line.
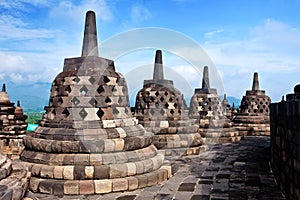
xmin=0 ymin=0 xmax=300 ymax=103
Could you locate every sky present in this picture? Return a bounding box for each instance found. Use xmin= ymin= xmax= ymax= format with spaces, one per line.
xmin=0 ymin=0 xmax=300 ymax=104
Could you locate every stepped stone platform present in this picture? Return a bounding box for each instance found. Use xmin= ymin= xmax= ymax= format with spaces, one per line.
xmin=0 ymin=154 xmax=30 ymax=200
xmin=233 ymin=72 xmax=271 ymax=136
xmin=134 ymin=50 xmax=203 ymax=158
xmin=189 ymin=67 xmax=240 ymax=144
xmin=20 ymin=11 xmax=170 ymax=195
xmin=0 ymin=84 xmax=28 ymax=158
xmin=23 ymin=136 xmax=285 ymax=200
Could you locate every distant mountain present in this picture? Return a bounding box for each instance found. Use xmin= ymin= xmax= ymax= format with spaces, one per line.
xmin=227 ymin=96 xmax=241 ymax=108
xmin=3 ymin=81 xmax=51 ymax=113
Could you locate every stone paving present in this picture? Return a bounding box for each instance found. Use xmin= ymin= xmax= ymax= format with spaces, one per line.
xmin=24 ymin=136 xmax=285 ymax=200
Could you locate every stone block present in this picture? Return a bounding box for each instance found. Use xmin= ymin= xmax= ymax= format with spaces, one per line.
xmin=94 ymin=165 xmax=109 ymax=179
xmin=31 ymin=164 xmax=42 ymax=176
xmin=53 ymin=180 xmax=64 ymax=196
xmin=113 ymin=139 xmax=124 ymax=151
xmin=126 ymin=163 xmax=137 ymax=176
xmin=104 ymin=140 xmax=115 ymax=152
xmin=85 ymin=166 xmax=94 ymax=179
xmin=89 ymin=154 xmax=103 ymax=165
xmin=63 ymin=166 xmax=74 ymax=180
xmin=94 ymin=179 xmax=112 ymax=194
xmin=135 ymin=161 xmax=144 ymax=174
xmin=39 ymin=180 xmax=53 ymax=194
xmin=112 ymin=178 xmax=128 ymax=192
xmin=127 ymin=176 xmax=138 ymax=190
xmin=40 ymin=165 xmax=54 ymax=179
xmin=110 ymin=164 xmax=127 ymax=178
xmin=136 ymin=174 xmax=148 ymax=188
xmin=64 ymin=180 xmax=79 ymax=195
xmin=79 ymin=180 xmax=95 ymax=194
xmin=29 ymin=178 xmax=41 ymax=192
xmin=53 ymin=166 xmax=64 ymax=179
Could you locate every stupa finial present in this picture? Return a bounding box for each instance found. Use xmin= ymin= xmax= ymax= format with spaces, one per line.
xmin=202 ymin=66 xmax=210 ymax=89
xmin=2 ymin=84 xmax=6 ymax=92
xmin=153 ymin=50 xmax=164 ymax=81
xmin=252 ymin=72 xmax=259 ymax=91
xmin=17 ymin=100 xmax=20 ymax=107
xmin=81 ymin=10 xmax=99 ymax=57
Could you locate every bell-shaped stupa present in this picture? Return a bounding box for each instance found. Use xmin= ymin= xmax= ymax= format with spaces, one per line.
xmin=189 ymin=66 xmax=240 ymax=143
xmin=0 ymin=84 xmax=27 ymax=158
xmin=233 ymin=72 xmax=271 ymax=136
xmin=20 ymin=11 xmax=170 ymax=195
xmin=134 ymin=50 xmax=203 ymax=158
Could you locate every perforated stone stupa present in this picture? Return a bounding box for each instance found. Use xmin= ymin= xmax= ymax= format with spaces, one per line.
xmin=134 ymin=50 xmax=203 ymax=157
xmin=233 ymin=72 xmax=271 ymax=136
xmin=20 ymin=11 xmax=170 ymax=195
xmin=0 ymin=84 xmax=28 ymax=158
xmin=189 ymin=66 xmax=240 ymax=143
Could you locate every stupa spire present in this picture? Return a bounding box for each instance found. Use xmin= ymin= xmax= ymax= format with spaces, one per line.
xmin=17 ymin=100 xmax=20 ymax=107
xmin=2 ymin=84 xmax=6 ymax=92
xmin=153 ymin=50 xmax=164 ymax=81
xmin=202 ymin=66 xmax=210 ymax=89
xmin=81 ymin=10 xmax=99 ymax=57
xmin=252 ymin=72 xmax=259 ymax=91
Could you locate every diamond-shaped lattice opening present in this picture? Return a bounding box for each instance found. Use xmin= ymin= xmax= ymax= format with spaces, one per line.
xmin=65 ymin=85 xmax=72 ymax=93
xmin=97 ymin=85 xmax=105 ymax=94
xmin=155 ymin=91 xmax=160 ymax=96
xmin=178 ymin=109 xmax=181 ymax=114
xmin=125 ymin=107 xmax=129 ymax=114
xmin=165 ymin=103 xmax=169 ymax=108
xmin=79 ymin=108 xmax=88 ymax=119
xmin=160 ymin=97 xmax=165 ymax=102
xmin=174 ymin=103 xmax=178 ymax=108
xmin=97 ymin=108 xmax=104 ymax=118
xmin=164 ymin=91 xmax=168 ymax=96
xmin=169 ymin=97 xmax=173 ymax=102
xmin=57 ymin=97 xmax=63 ymax=105
xmin=103 ymin=76 xmax=110 ymax=83
xmin=80 ymin=86 xmax=88 ymax=96
xmin=155 ymin=102 xmax=159 ymax=108
xmin=52 ymin=109 xmax=56 ymax=115
xmin=74 ymin=76 xmax=80 ymax=83
xmin=150 ymin=96 xmax=155 ymax=102
xmin=72 ymin=97 xmax=80 ymax=106
xmin=150 ymin=109 xmax=155 ymax=116
xmin=160 ymin=108 xmax=165 ymax=115
xmin=62 ymin=108 xmax=70 ymax=117
xmin=170 ymin=109 xmax=175 ymax=115
xmin=118 ymin=97 xmax=123 ymax=105
xmin=89 ymin=76 xmax=96 ymax=84
xmin=105 ymin=97 xmax=112 ymax=103
xmin=112 ymin=107 xmax=119 ymax=114
xmin=89 ymin=98 xmax=97 ymax=107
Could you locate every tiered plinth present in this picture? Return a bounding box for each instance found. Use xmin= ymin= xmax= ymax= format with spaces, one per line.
xmin=135 ymin=82 xmax=203 ymax=158
xmin=233 ymin=114 xmax=270 ymax=136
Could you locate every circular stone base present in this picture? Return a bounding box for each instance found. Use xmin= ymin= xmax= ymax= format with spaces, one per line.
xmin=29 ymin=165 xmax=171 ymax=195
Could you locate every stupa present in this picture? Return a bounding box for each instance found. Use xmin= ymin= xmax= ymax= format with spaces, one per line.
xmin=134 ymin=50 xmax=203 ymax=158
xmin=189 ymin=66 xmax=240 ymax=143
xmin=20 ymin=11 xmax=170 ymax=195
xmin=0 ymin=84 xmax=27 ymax=158
xmin=233 ymin=72 xmax=271 ymax=136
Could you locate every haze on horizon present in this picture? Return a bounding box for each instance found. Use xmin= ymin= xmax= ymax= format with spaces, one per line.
xmin=0 ymin=0 xmax=300 ymax=104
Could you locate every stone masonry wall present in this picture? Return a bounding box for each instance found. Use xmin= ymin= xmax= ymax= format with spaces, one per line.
xmin=270 ymin=99 xmax=300 ymax=199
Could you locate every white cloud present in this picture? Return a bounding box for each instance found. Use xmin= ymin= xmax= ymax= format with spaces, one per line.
xmin=131 ymin=5 xmax=151 ymax=22
xmin=202 ymin=18 xmax=300 ymax=101
xmin=49 ymin=0 xmax=113 ymax=23
xmin=9 ymin=73 xmax=24 ymax=82
xmin=204 ymin=29 xmax=224 ymax=39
